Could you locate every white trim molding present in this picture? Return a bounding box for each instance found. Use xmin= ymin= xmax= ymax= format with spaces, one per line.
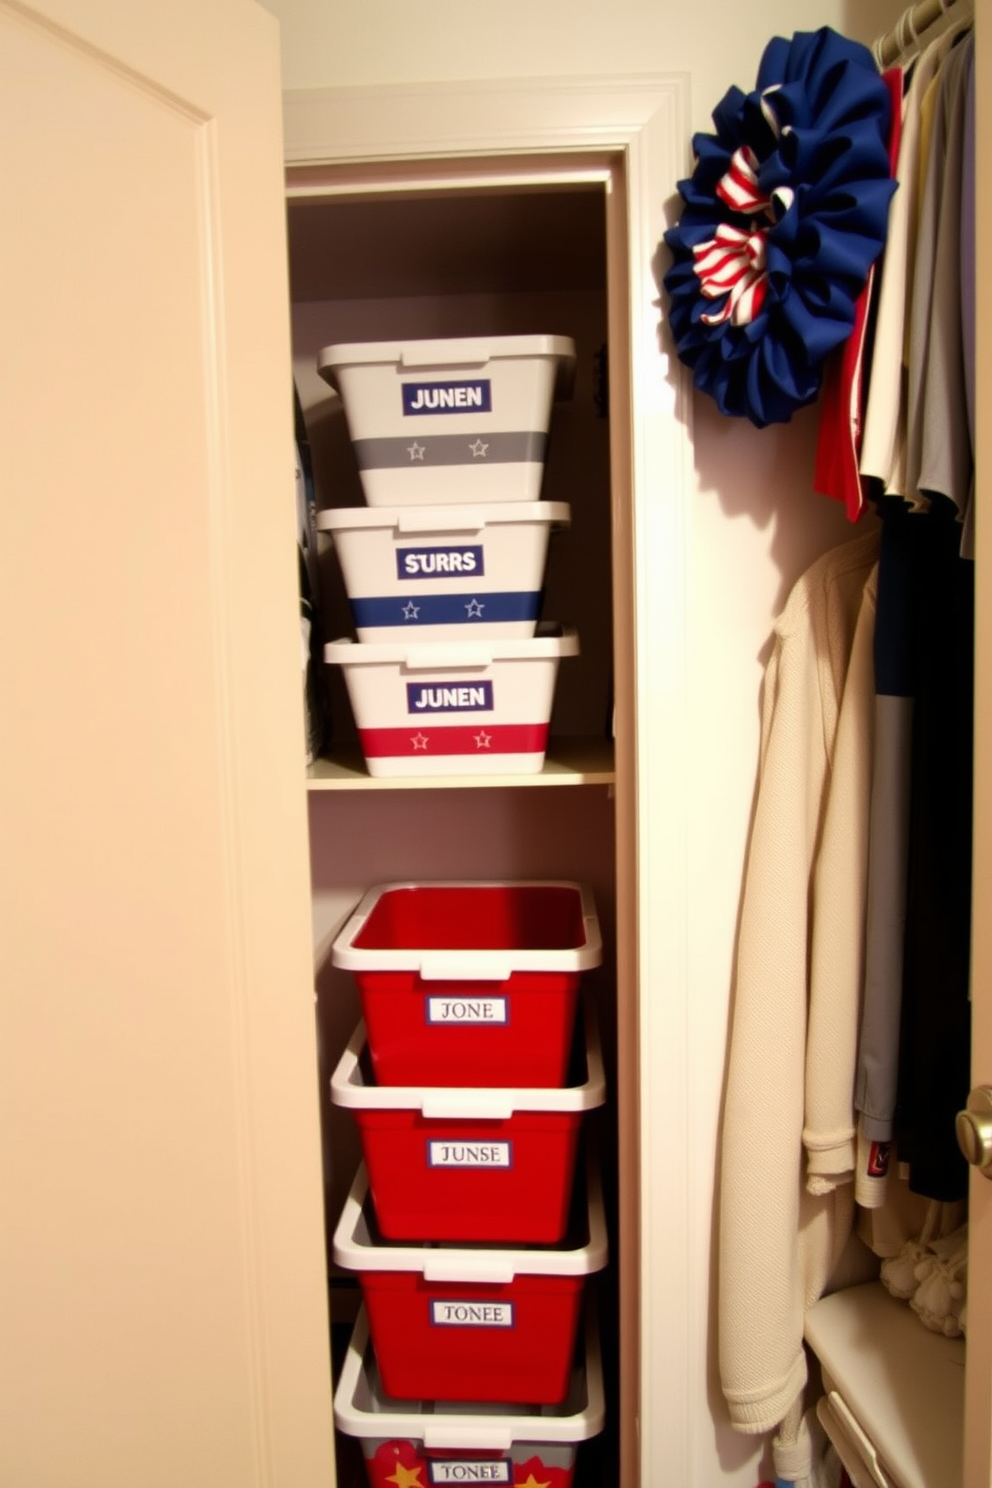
xmin=282 ymin=73 xmax=695 ymax=1488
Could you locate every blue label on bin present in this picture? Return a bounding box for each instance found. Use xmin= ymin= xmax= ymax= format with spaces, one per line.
xmin=427 ymin=1140 xmax=512 ymax=1169
xmin=402 ymin=379 xmax=492 ymax=415
xmin=429 ymin=1462 xmax=512 ymax=1484
xmin=407 ymin=681 xmax=493 ymax=715
xmin=397 ymin=545 xmax=485 ymax=579
xmin=430 ymin=1300 xmax=515 ymax=1329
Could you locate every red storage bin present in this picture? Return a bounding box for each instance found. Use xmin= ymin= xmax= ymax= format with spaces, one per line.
xmin=334 ymin=1300 xmax=605 ymax=1488
xmin=329 ymin=993 xmax=606 ymax=1243
xmin=331 ymin=880 xmax=602 ymax=1087
xmin=332 ymin=1147 xmax=606 ymax=1404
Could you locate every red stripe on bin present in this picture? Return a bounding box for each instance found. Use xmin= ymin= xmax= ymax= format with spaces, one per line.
xmin=359 ymin=723 xmax=549 ymax=757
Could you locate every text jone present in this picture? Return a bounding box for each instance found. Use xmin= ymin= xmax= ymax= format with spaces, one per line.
xmin=426 ymin=997 xmax=508 ymax=1025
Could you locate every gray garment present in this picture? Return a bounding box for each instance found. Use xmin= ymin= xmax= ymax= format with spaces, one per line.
xmin=905 ymin=32 xmax=974 ymax=536
xmin=855 ymin=693 xmax=913 ymax=1146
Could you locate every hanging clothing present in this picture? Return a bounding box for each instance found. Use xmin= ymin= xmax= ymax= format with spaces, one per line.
xmin=904 ymin=30 xmax=974 ymax=535
xmin=812 ymin=67 xmax=903 ymax=521
xmin=853 ymin=21 xmax=974 ymax=1212
xmin=893 ymin=500 xmax=973 ymax=1201
xmin=858 ymin=17 xmax=971 ymax=502
xmin=719 ymin=532 xmax=879 ymax=1436
xmin=853 ymin=499 xmax=921 ymax=1208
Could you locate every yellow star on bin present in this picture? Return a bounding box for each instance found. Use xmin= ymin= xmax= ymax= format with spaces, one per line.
xmin=385 ymin=1463 xmax=425 ymax=1488
xmin=517 ymin=1475 xmax=552 ymax=1488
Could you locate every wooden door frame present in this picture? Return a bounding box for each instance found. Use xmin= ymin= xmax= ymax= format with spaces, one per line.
xmin=281 ymin=74 xmax=694 ymax=1488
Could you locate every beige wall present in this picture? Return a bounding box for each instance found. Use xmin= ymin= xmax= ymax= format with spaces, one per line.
xmin=263 ymin=2 xmax=905 ymax=1482
xmin=258 ymin=0 xmax=897 ymax=133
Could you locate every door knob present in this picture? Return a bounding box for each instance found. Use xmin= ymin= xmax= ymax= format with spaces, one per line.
xmin=955 ymin=1087 xmax=992 ymax=1175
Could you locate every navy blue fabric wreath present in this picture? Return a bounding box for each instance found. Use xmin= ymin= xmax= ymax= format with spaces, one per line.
xmin=663 ymin=27 xmax=897 ymax=427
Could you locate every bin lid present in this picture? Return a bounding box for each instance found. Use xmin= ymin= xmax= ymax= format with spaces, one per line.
xmin=330 ymin=989 xmax=606 ymax=1118
xmin=316 ymin=500 xmax=571 ymax=534
xmin=331 ymin=878 xmax=602 ymax=976
xmin=333 ymin=1146 xmax=608 ymax=1280
xmin=317 ymin=334 xmax=577 ymax=401
xmin=324 ymin=624 xmax=579 ymax=669
xmin=333 ymin=1299 xmax=606 ymax=1448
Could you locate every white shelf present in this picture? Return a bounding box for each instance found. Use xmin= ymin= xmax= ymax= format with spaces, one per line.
xmin=804 ymin=1281 xmax=965 ymax=1488
xmin=306 ymin=736 xmax=614 ymax=790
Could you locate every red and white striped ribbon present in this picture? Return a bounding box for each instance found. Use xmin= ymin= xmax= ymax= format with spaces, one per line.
xmin=715 ymin=146 xmax=770 ymax=216
xmin=692 ymin=224 xmax=769 ymax=326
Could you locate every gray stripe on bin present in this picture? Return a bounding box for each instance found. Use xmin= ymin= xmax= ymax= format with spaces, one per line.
xmin=352 ymin=430 xmax=548 ymax=470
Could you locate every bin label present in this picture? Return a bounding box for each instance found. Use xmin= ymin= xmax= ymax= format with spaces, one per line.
xmin=430 ymin=1300 xmax=515 ymax=1329
xmin=397 ymin=544 xmax=485 ymax=579
xmin=427 ymin=1140 xmax=512 ymax=1168
xmin=428 ymin=1460 xmax=512 ymax=1482
xmin=402 ymin=379 xmax=492 ymax=415
xmin=426 ymin=996 xmax=508 ymax=1025
xmin=407 ymin=681 xmax=494 ymax=714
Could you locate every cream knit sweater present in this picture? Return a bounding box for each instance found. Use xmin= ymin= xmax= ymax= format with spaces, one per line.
xmin=720 ymin=531 xmax=880 ymax=1437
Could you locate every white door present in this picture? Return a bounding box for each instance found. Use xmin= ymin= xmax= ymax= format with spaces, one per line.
xmin=0 ymin=4 xmax=335 ymax=1486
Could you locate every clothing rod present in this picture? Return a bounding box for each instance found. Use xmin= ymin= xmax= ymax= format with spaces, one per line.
xmin=872 ymin=0 xmax=964 ymax=68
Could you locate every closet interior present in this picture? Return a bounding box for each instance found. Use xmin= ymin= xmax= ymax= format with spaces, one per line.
xmin=778 ymin=2 xmax=975 ymax=1485
xmin=287 ymin=167 xmax=627 ymax=1487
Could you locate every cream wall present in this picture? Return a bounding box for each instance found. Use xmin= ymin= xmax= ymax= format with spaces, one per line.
xmin=261 ymin=1 xmax=903 ymax=1482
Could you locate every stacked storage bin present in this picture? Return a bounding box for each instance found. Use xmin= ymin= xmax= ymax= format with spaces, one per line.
xmin=328 ymin=880 xmax=608 ymax=1486
xmin=316 ymin=335 xmax=579 ymax=777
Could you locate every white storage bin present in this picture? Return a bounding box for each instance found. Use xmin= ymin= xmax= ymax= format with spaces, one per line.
xmin=317 ymin=335 xmax=576 ymax=506
xmin=334 ymin=1300 xmax=605 ymax=1488
xmin=324 ymin=627 xmax=579 ymax=778
xmin=317 ymin=501 xmax=570 ymax=641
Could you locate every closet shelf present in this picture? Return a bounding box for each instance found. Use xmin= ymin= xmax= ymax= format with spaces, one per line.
xmin=306 ymin=736 xmax=615 ymax=790
xmin=804 ymin=1281 xmax=964 ymax=1488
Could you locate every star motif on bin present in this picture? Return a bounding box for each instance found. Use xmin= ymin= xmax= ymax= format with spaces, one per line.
xmin=402 ymin=601 xmax=420 ymax=620
xmin=411 ymin=733 xmax=430 ymax=750
xmin=464 ymin=598 xmax=485 ymax=618
xmin=474 ymin=730 xmax=492 ymax=749
xmin=469 ymin=438 xmax=489 ymax=457
xmin=407 ymin=440 xmax=426 ymax=461
xmin=385 ymin=1464 xmax=425 ymax=1488
xmin=517 ymin=1476 xmax=551 ymax=1488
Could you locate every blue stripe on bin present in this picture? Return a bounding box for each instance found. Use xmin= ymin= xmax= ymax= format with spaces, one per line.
xmin=351 ymin=591 xmax=541 ymax=628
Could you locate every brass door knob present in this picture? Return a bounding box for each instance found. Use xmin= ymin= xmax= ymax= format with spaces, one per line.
xmin=955 ymin=1087 xmax=992 ymax=1175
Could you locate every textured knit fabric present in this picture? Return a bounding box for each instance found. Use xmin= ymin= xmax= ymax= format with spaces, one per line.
xmin=720 ymin=532 xmax=879 ymax=1436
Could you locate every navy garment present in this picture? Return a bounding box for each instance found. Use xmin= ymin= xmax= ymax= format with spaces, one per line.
xmin=892 ymin=496 xmax=973 ymax=1202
